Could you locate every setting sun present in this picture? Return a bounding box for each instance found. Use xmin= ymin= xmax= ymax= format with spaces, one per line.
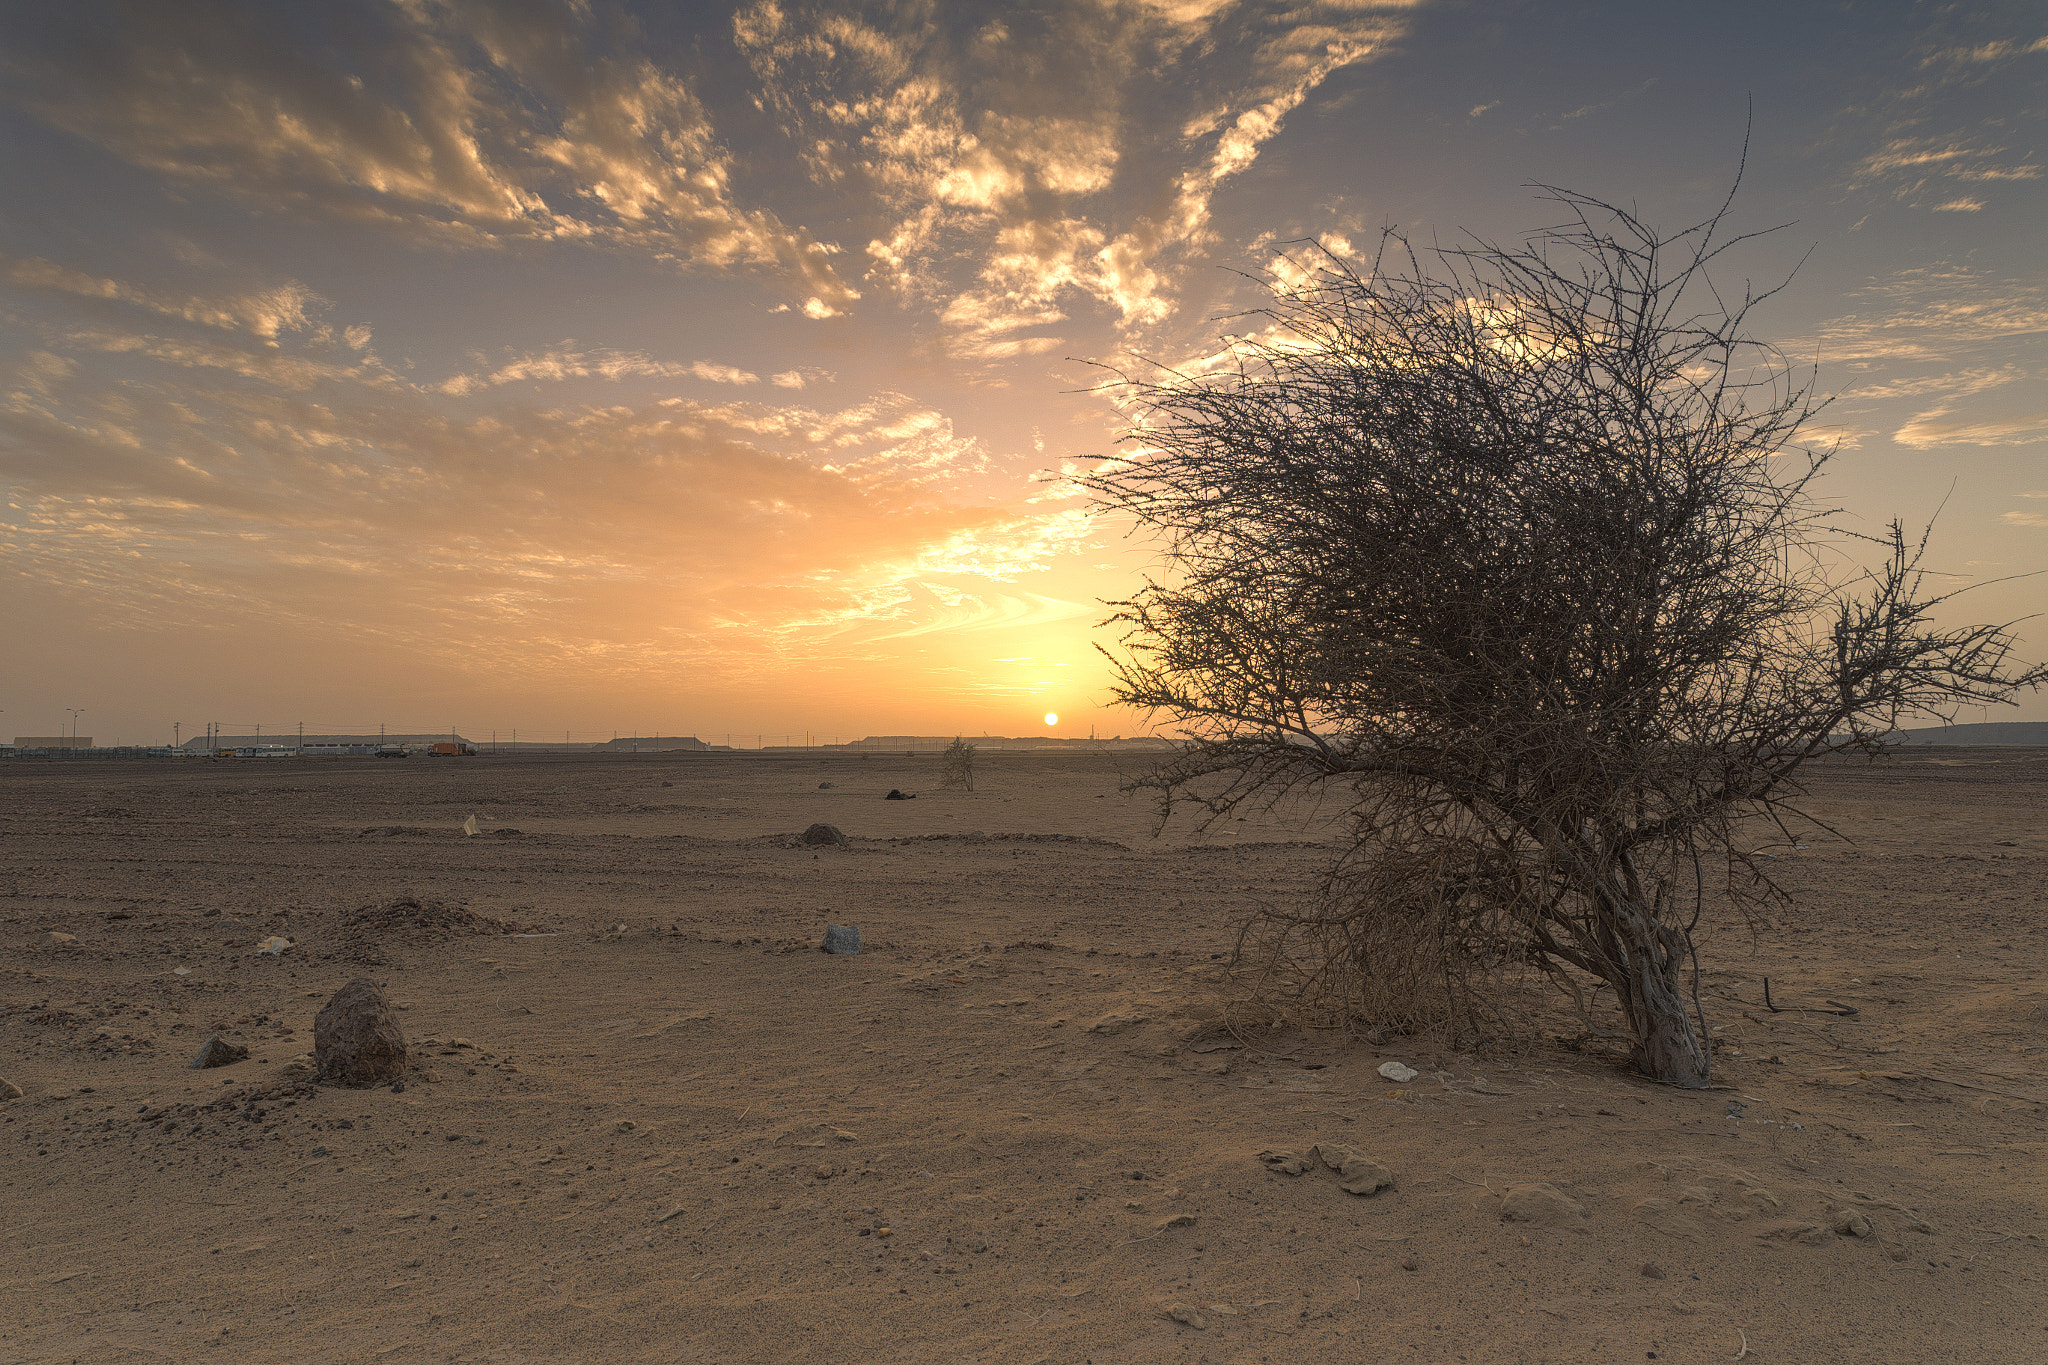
xmin=1043 ymin=712 xmax=1058 ymax=726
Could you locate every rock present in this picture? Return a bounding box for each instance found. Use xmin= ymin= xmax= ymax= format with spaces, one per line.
xmin=1087 ymin=1012 xmax=1148 ymax=1035
xmin=801 ymin=823 xmax=847 ymax=847
xmin=817 ymin=782 xmax=835 ymax=789
xmin=1760 ymin=1220 xmax=1835 ymax=1246
xmin=1498 ymin=1183 xmax=1588 ymax=1229
xmin=47 ymin=931 xmax=78 ymax=947
xmin=1830 ymin=1207 xmax=1874 ymax=1239
xmin=1399 ymin=1255 xmax=1418 ymax=1271
xmin=1640 ymin=1262 xmax=1666 ymax=1279
xmin=1157 ymin=1213 xmax=1198 ymax=1230
xmin=190 ymin=1036 xmax=249 ymax=1069
xmin=822 ymin=925 xmax=862 ymax=955
xmin=314 ymin=978 xmax=410 ymax=1086
xmin=1258 ymin=1149 xmax=1311 ymax=1176
xmin=255 ymin=936 xmax=293 ymax=956
xmin=0 ymin=1076 xmax=23 ymax=1101
xmin=1166 ymin=1305 xmax=1207 ymax=1330
xmin=462 ymin=815 xmax=480 ymax=836
xmin=884 ymin=789 xmax=916 ymax=800
xmin=1311 ymin=1142 xmax=1397 ymax=1196
xmin=1377 ymin=1061 xmax=1419 ymax=1083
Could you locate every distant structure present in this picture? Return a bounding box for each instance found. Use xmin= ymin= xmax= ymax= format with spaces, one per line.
xmin=178 ymin=733 xmax=470 ymax=754
xmin=591 ymin=736 xmax=710 ymax=752
xmin=14 ymin=736 xmax=92 ymax=749
xmin=1885 ymin=721 xmax=2048 ymax=746
xmin=758 ymin=735 xmax=1178 ymax=754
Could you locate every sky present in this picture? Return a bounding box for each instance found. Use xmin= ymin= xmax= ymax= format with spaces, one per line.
xmin=1 ymin=0 xmax=2044 ymax=747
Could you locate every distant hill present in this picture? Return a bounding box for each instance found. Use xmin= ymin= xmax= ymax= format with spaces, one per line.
xmin=1887 ymin=721 xmax=2048 ymax=746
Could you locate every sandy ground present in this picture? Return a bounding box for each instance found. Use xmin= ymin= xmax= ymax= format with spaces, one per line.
xmin=2 ymin=748 xmax=2043 ymax=1364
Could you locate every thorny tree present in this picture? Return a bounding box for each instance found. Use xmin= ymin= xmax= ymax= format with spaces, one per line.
xmin=1084 ymin=187 xmax=2044 ymax=1087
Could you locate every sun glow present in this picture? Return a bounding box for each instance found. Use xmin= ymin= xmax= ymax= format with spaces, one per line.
xmin=1043 ymin=712 xmax=1058 ymax=726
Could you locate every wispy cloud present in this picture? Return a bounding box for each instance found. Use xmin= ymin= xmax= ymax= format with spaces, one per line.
xmin=0 ymin=1 xmax=860 ymax=314
xmin=435 ymin=347 xmax=763 ymax=395
xmin=1809 ymin=266 xmax=2048 ymax=364
xmin=1894 ymin=408 xmax=2048 ymax=448
xmin=4 ymin=253 xmax=326 ymax=339
xmin=735 ymin=0 xmax=1410 ymax=353
xmin=0 ymin=310 xmax=1083 ymax=681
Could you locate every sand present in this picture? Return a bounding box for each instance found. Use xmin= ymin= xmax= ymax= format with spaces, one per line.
xmin=2 ymin=748 xmax=2043 ymax=1363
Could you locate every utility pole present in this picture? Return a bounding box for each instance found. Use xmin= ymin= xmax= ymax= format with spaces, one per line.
xmin=174 ymin=721 xmax=181 ymax=750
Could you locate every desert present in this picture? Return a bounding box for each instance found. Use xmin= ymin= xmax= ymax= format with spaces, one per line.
xmin=2 ymin=747 xmax=2043 ymax=1364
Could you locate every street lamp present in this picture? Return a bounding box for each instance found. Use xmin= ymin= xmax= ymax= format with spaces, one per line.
xmin=66 ymin=708 xmax=84 ymax=751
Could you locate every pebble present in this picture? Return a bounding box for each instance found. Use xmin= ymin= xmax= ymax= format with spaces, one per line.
xmin=1377 ymin=1061 xmax=1419 ymax=1083
xmin=1166 ymin=1305 xmax=1207 ymax=1330
xmin=822 ymin=925 xmax=862 ymax=955
xmin=801 ymin=823 xmax=847 ymax=846
xmin=47 ymin=931 xmax=78 ymax=947
xmin=0 ymin=1075 xmax=23 ymax=1102
xmin=314 ymin=977 xmax=410 ymax=1086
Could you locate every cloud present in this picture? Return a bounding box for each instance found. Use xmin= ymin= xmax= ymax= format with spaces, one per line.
xmin=690 ymin=362 xmax=760 ymax=386
xmin=1842 ymin=366 xmax=2023 ymax=400
xmin=1922 ymin=35 xmax=2048 ymax=66
xmin=0 ymin=322 xmax=1087 ymax=681
xmin=435 ymin=347 xmax=764 ymax=395
xmin=1809 ymin=266 xmax=2048 ymax=364
xmin=3 ymin=253 xmax=326 ymax=339
xmin=0 ymin=0 xmax=859 ymax=313
xmin=1893 ymin=408 xmax=2048 ymax=448
xmin=735 ymin=0 xmax=1409 ymax=350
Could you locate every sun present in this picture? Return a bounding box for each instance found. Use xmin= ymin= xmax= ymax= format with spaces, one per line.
xmin=1043 ymin=712 xmax=1058 ymax=726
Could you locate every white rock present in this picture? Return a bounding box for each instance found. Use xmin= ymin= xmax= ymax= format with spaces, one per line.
xmin=255 ymin=936 xmax=293 ymax=956
xmin=1378 ymin=1061 xmax=1419 ymax=1083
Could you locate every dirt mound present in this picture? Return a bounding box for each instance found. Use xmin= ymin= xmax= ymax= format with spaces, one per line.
xmin=334 ymin=895 xmax=532 ymax=964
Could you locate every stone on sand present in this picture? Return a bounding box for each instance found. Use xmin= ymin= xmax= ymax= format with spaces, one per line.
xmin=1498 ymin=1182 xmax=1588 ymax=1229
xmin=801 ymin=823 xmax=847 ymax=847
xmin=822 ymin=924 xmax=861 ymax=954
xmin=1311 ymin=1142 xmax=1397 ymax=1196
xmin=1376 ymin=1061 xmax=1419 ymax=1083
xmin=47 ymin=931 xmax=78 ymax=947
xmin=1258 ymin=1149 xmax=1311 ymax=1176
xmin=314 ymin=977 xmax=410 ymax=1086
xmin=1166 ymin=1305 xmax=1206 ymax=1329
xmin=0 ymin=1075 xmax=23 ymax=1102
xmin=190 ymin=1036 xmax=249 ymax=1069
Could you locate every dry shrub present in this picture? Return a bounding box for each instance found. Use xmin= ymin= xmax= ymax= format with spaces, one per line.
xmin=940 ymin=736 xmax=977 ymax=790
xmin=1232 ymin=822 xmax=1545 ymax=1051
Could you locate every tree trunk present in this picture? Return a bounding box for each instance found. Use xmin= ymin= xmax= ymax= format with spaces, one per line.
xmin=1616 ymin=931 xmax=1710 ymax=1087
